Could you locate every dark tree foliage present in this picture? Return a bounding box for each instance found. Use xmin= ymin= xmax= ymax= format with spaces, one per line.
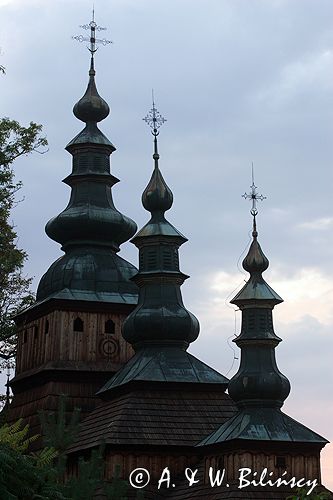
xmin=0 ymin=418 xmax=63 ymax=499
xmin=0 ymin=118 xmax=47 ymax=168
xmin=0 ymin=117 xmax=47 ymax=367
xmin=286 ymin=488 xmax=331 ymax=500
xmin=0 ymin=397 xmax=144 ymax=498
xmin=39 ymin=396 xmax=136 ymax=499
xmin=39 ymin=395 xmax=81 ymax=456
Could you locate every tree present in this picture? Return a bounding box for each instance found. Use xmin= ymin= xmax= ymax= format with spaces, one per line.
xmin=39 ymin=397 xmax=139 ymax=499
xmin=0 ymin=117 xmax=47 ymax=367
xmin=0 ymin=419 xmax=63 ymax=499
xmin=0 ymin=399 xmax=143 ymax=499
xmin=286 ymin=488 xmax=331 ymax=500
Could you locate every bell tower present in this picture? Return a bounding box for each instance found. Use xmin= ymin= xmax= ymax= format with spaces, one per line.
xmin=7 ymin=15 xmax=138 ymax=434
xmin=200 ymin=177 xmax=328 ymax=490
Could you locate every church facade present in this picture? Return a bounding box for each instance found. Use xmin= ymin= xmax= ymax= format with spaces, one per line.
xmin=6 ymin=17 xmax=331 ymax=499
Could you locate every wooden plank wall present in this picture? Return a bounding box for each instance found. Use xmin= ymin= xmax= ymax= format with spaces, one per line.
xmin=16 ymin=310 xmax=134 ymax=375
xmin=6 ymin=379 xmax=105 ymax=451
xmin=104 ymin=453 xmax=200 ymax=480
xmin=204 ymin=452 xmax=321 ymax=482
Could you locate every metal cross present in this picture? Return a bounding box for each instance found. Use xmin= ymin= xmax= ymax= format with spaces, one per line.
xmin=242 ymin=164 xmax=266 ymax=216
xmin=72 ymin=8 xmax=112 ymax=55
xmin=143 ymin=90 xmax=167 ymax=136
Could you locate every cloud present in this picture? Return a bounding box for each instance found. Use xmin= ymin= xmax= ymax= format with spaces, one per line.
xmin=189 ymin=266 xmax=333 ymax=489
xmin=270 ymin=268 xmax=333 ymax=325
xmin=254 ymin=49 xmax=333 ymax=109
xmin=297 ymin=217 xmax=333 ymax=231
xmin=195 ymin=266 xmax=333 ymax=327
xmin=1 ymin=0 xmax=333 ymax=489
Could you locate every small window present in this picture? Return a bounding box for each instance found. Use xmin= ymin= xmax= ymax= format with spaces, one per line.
xmin=45 ymin=320 xmax=49 ymax=334
xmin=23 ymin=330 xmax=27 ymax=343
xmin=217 ymin=456 xmax=224 ymax=469
xmin=105 ymin=319 xmax=115 ymax=334
xmin=276 ymin=456 xmax=286 ymax=468
xmin=73 ymin=317 xmax=84 ymax=332
xmin=33 ymin=325 xmax=38 ymax=340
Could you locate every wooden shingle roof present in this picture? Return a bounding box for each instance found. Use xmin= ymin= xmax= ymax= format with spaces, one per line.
xmin=98 ymin=347 xmax=229 ymax=395
xmin=199 ymin=407 xmax=328 ymax=447
xmin=67 ymin=387 xmax=236 ymax=454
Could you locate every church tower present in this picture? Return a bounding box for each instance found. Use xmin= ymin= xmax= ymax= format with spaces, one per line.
xmin=65 ymin=100 xmax=235 ymax=483
xmin=65 ymin=170 xmax=330 ymax=498
xmin=198 ymin=182 xmax=328 ymax=497
xmin=7 ymin=16 xmax=138 ymax=434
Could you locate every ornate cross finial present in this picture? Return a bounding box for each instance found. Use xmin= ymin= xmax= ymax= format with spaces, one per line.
xmin=72 ymin=9 xmax=112 ymax=56
xmin=143 ymin=90 xmax=167 ymax=137
xmin=242 ymin=163 xmax=266 ymax=217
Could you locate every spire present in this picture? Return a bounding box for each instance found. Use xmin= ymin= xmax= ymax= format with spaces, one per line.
xmin=141 ymin=92 xmax=172 ymax=214
xmin=72 ymin=55 xmax=110 ymax=124
xmin=98 ymin=99 xmax=229 ymax=394
xmin=122 ymin=97 xmax=199 ymax=349
xmin=69 ymin=14 xmax=113 ymax=147
xmin=229 ymin=175 xmax=289 ymax=408
xmin=232 ymin=171 xmax=281 ymax=304
xmin=36 ymin=14 xmax=138 ymax=304
xmin=199 ymin=172 xmax=328 ymax=448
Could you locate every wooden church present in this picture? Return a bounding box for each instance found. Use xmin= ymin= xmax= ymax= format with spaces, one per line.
xmin=5 ymin=16 xmax=332 ymax=499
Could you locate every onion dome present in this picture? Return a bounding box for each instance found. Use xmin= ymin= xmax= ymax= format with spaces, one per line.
xmin=231 ymin=218 xmax=282 ymax=306
xmin=199 ymin=178 xmax=328 ymax=450
xmin=142 ymin=147 xmax=173 ymax=213
xmin=73 ymin=58 xmax=110 ymax=123
xmin=122 ymin=100 xmax=199 ymax=349
xmin=36 ymin=20 xmax=138 ymax=305
xmin=242 ymin=220 xmax=269 ymax=273
xmin=98 ymin=101 xmax=230 ymax=396
xmin=228 ymin=188 xmax=289 ymax=408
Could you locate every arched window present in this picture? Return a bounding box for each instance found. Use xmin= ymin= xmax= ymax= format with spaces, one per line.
xmin=105 ymin=319 xmax=115 ymax=334
xmin=45 ymin=319 xmax=49 ymax=334
xmin=73 ymin=317 xmax=84 ymax=332
xmin=33 ymin=325 xmax=38 ymax=340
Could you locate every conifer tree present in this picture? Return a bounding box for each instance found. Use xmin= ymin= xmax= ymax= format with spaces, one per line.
xmin=40 ymin=396 xmax=134 ymax=499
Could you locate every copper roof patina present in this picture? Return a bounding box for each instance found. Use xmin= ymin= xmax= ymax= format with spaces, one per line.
xmin=200 ymin=188 xmax=328 ymax=449
xmin=34 ymin=45 xmax=138 ymax=307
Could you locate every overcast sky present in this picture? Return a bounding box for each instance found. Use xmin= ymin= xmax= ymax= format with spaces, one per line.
xmin=1 ymin=0 xmax=333 ymax=489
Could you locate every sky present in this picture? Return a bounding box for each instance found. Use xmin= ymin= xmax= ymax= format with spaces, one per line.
xmin=1 ymin=0 xmax=333 ymax=489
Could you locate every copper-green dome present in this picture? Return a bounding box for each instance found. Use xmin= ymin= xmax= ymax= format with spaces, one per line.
xmin=73 ymin=61 xmax=110 ymax=123
xmin=36 ymin=248 xmax=137 ymax=304
xmin=35 ymin=54 xmax=138 ymax=307
xmin=45 ymin=185 xmax=137 ymax=253
xmin=229 ymin=217 xmax=288 ymax=409
xmin=122 ymin=110 xmax=199 ymax=350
